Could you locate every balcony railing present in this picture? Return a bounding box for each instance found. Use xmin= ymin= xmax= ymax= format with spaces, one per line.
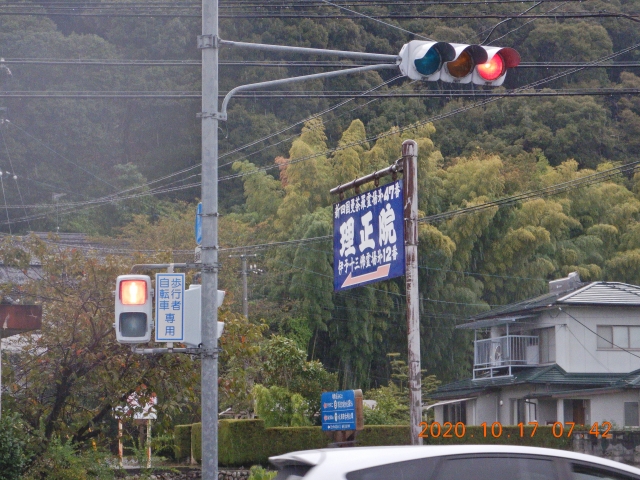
xmin=474 ymin=335 xmax=539 ymax=378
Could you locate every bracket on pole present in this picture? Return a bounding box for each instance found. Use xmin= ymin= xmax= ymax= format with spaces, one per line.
xmin=197 ymin=34 xmax=220 ymax=49
xmin=197 ymin=111 xmax=228 ymax=121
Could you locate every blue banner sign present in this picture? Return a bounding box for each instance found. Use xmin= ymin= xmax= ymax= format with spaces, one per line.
xmin=321 ymin=390 xmax=356 ymax=431
xmin=333 ymin=179 xmax=405 ymax=291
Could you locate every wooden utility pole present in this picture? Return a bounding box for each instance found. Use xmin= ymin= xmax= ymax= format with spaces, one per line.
xmin=402 ymin=139 xmax=422 ymax=445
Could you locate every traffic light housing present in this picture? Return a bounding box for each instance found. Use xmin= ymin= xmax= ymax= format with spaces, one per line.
xmin=399 ymin=41 xmax=520 ymax=85
xmin=182 ymin=284 xmax=225 ymax=347
xmin=399 ymin=41 xmax=455 ymax=81
xmin=115 ymin=275 xmax=152 ymax=343
xmin=472 ymin=46 xmax=520 ymax=86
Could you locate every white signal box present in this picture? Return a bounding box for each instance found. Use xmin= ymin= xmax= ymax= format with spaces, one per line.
xmin=115 ymin=275 xmax=153 ymax=343
xmin=183 ymin=284 xmax=225 ymax=347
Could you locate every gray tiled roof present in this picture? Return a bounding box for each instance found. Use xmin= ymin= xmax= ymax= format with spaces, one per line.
xmin=460 ymin=282 xmax=640 ymax=328
xmin=431 ymin=364 xmax=640 ymax=400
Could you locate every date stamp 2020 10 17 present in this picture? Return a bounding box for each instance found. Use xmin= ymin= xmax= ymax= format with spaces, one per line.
xmin=418 ymin=421 xmax=613 ymax=439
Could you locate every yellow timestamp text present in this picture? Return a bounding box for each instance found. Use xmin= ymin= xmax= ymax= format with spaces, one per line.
xmin=418 ymin=421 xmax=613 ymax=439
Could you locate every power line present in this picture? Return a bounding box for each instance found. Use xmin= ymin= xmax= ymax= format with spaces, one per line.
xmin=220 ymin=39 xmax=640 ymax=183
xmin=418 ymin=160 xmax=640 ymax=223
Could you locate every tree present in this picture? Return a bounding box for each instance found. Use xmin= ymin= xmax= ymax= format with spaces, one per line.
xmin=0 ymin=235 xmax=198 ymax=453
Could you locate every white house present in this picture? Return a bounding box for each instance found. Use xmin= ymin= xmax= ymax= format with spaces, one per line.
xmin=431 ymin=272 xmax=640 ymax=428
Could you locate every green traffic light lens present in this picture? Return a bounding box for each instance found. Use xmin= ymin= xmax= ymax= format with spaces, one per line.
xmin=120 ymin=312 xmax=147 ymax=337
xmin=414 ymin=48 xmax=442 ymax=76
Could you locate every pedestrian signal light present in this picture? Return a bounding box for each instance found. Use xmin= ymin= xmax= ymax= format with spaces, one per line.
xmin=120 ymin=279 xmax=146 ymax=305
xmin=115 ymin=275 xmax=152 ymax=343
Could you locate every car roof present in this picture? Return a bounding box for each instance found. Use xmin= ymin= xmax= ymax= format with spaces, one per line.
xmin=270 ymin=445 xmax=640 ymax=475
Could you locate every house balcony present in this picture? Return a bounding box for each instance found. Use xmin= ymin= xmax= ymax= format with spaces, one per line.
xmin=473 ymin=335 xmax=539 ymax=379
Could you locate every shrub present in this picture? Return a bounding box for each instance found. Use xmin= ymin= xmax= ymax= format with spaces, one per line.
xmin=0 ymin=413 xmax=26 ymax=480
xmin=248 ymin=465 xmax=277 ymax=480
xmin=191 ymin=422 xmax=202 ymax=464
xmin=173 ymin=425 xmax=192 ymax=463
xmin=22 ymin=437 xmax=114 ymax=480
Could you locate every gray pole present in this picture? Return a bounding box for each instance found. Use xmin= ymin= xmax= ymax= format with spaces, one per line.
xmin=402 ymin=139 xmax=422 ymax=446
xmin=241 ymin=256 xmax=248 ymax=318
xmin=199 ymin=0 xmax=219 ymax=475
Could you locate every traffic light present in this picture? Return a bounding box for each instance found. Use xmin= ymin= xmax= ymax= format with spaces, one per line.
xmin=399 ymin=41 xmax=520 ymax=85
xmin=399 ymin=41 xmax=455 ymax=81
xmin=115 ymin=275 xmax=152 ymax=343
xmin=182 ymin=284 xmax=225 ymax=348
xmin=472 ymin=46 xmax=520 ymax=86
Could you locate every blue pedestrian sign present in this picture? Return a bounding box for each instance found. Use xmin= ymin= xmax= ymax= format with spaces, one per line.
xmin=321 ymin=390 xmax=357 ymax=431
xmin=333 ymin=180 xmax=405 ymax=291
xmin=155 ymin=273 xmax=185 ymax=342
xmin=195 ymin=202 xmax=202 ymax=246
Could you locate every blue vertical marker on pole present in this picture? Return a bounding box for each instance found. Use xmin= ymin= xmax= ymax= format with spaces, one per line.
xmin=195 ymin=202 xmax=203 ymax=246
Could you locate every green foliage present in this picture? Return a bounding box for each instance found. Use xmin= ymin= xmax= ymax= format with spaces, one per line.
xmin=0 ymin=236 xmax=199 ymax=457
xmin=199 ymin=419 xmax=330 ymax=466
xmin=191 ymin=422 xmax=202 ymax=464
xmin=253 ymin=385 xmax=312 ymax=428
xmin=173 ymin=425 xmax=192 ymax=463
xmin=248 ymin=466 xmax=277 ymax=480
xmin=0 ymin=413 xmax=26 ymax=480
xmin=22 ymin=437 xmax=114 ymax=480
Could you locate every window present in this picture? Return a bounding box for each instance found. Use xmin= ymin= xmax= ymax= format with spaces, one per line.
xmin=346 ymin=457 xmax=436 ymax=480
xmin=573 ymin=464 xmax=639 ymax=479
xmin=624 ymin=402 xmax=639 ymax=427
xmin=433 ymin=456 xmax=557 ymax=480
xmin=443 ymin=402 xmax=466 ymax=424
xmin=597 ymin=326 xmax=640 ymax=350
xmin=539 ymin=327 xmax=556 ymax=363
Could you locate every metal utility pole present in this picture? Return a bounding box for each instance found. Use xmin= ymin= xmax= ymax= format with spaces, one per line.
xmin=402 ymin=139 xmax=422 ymax=445
xmin=229 ymin=254 xmax=257 ymax=318
xmin=199 ymin=0 xmax=220 ymax=476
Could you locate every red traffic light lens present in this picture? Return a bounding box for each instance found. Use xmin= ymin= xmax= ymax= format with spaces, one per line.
xmin=477 ymin=53 xmax=506 ymax=81
xmin=120 ymin=280 xmax=147 ymax=305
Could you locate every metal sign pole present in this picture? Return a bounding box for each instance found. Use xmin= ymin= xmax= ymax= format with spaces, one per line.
xmin=402 ymin=139 xmax=422 ymax=445
xmin=200 ymin=0 xmax=220 ymax=475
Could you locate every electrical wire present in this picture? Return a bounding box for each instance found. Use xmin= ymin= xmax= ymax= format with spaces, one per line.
xmin=0 ymin=127 xmax=30 ymax=231
xmin=0 ymin=172 xmax=11 ymax=234
xmin=317 ymin=0 xmax=433 ymax=40
xmin=220 ymin=39 xmax=640 ymax=183
xmin=560 ymin=308 xmax=640 ymax=362
xmin=6 ymin=120 xmax=118 ymax=191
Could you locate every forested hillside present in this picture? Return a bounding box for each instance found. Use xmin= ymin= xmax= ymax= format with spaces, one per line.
xmin=1 ymin=0 xmax=640 ymax=389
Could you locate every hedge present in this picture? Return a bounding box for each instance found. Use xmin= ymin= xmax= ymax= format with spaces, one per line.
xmin=187 ymin=422 xmax=572 ymax=467
xmin=174 ymin=424 xmax=192 ymax=463
xmin=191 ymin=422 xmax=202 ymax=463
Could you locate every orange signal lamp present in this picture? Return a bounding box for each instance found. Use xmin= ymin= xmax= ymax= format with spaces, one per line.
xmin=120 ymin=280 xmax=147 ymax=305
xmin=477 ymin=53 xmax=506 ymax=81
xmin=446 ymin=51 xmax=474 ymax=78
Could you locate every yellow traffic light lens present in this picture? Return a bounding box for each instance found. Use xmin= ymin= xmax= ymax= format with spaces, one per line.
xmin=120 ymin=280 xmax=146 ymax=305
xmin=477 ymin=53 xmax=506 ymax=81
xmin=446 ymin=51 xmax=474 ymax=78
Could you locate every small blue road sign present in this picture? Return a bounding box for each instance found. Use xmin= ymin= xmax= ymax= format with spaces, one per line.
xmin=333 ymin=180 xmax=405 ymax=291
xmin=195 ymin=202 xmax=203 ymax=246
xmin=155 ymin=273 xmax=185 ymax=342
xmin=321 ymin=390 xmax=356 ymax=431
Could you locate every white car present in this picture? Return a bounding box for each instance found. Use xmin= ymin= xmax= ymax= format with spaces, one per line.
xmin=270 ymin=445 xmax=640 ymax=479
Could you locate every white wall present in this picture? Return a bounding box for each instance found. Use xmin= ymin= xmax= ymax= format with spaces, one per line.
xmin=590 ymin=391 xmax=640 ymax=427
xmin=556 ymin=307 xmax=640 ymax=373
